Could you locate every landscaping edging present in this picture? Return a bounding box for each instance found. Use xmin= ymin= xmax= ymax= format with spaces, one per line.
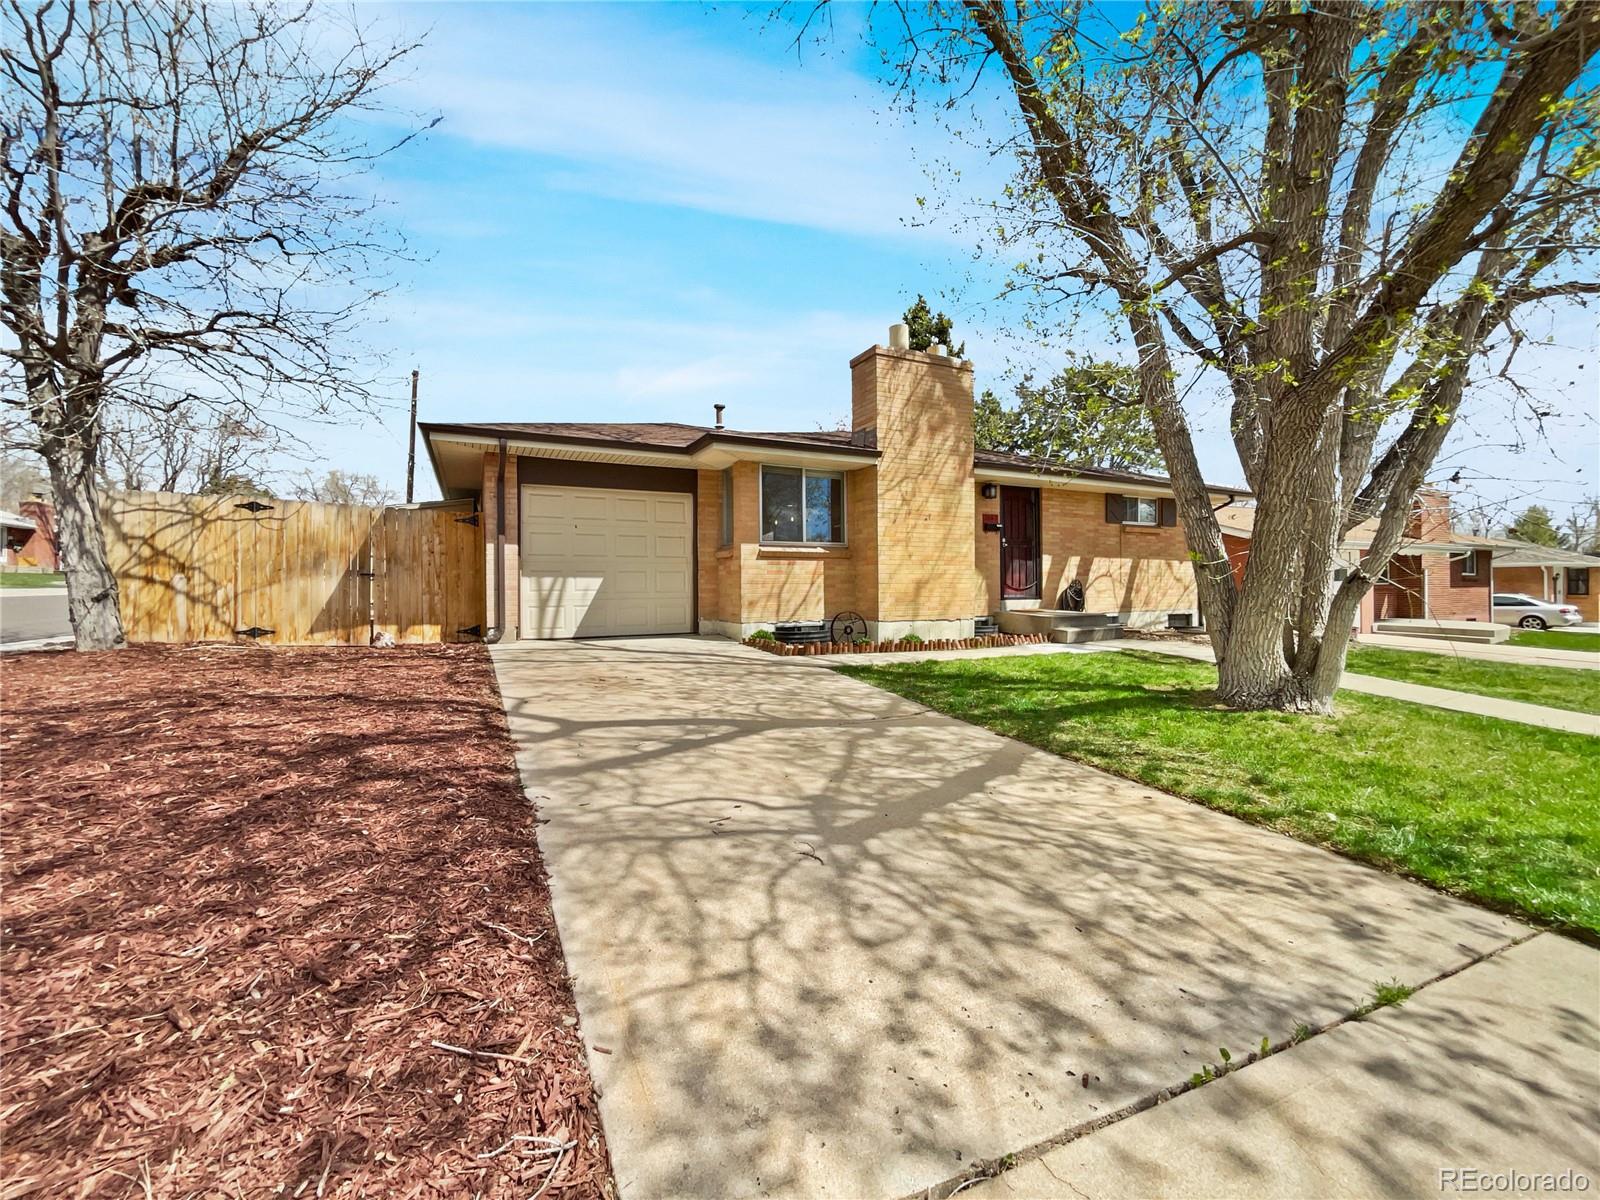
xmin=744 ymin=632 xmax=1051 ymax=657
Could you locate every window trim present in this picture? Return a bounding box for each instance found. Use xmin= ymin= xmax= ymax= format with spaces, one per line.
xmin=758 ymin=465 xmax=847 ymax=546
xmin=1456 ymin=548 xmax=1479 ymax=578
xmin=1568 ymin=567 xmax=1591 ymax=597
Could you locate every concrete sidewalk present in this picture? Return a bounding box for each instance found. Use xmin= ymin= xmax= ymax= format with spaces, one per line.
xmin=1098 ymin=639 xmax=1599 ymax=736
xmin=967 ymin=933 xmax=1599 ymax=1199
xmin=490 ymin=635 xmax=1566 ymax=1200
xmin=1359 ymin=631 xmax=1599 ymax=670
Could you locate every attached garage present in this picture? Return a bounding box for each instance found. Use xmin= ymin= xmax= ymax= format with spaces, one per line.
xmin=519 ymin=484 xmax=693 ymax=638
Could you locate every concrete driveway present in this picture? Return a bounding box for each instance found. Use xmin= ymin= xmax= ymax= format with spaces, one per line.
xmin=490 ymin=636 xmax=1596 ymax=1199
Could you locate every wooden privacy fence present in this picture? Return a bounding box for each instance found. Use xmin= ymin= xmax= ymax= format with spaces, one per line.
xmin=101 ymin=490 xmax=484 ymax=645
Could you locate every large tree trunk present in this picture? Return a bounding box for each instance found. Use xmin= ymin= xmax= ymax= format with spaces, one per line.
xmin=47 ymin=439 xmax=126 ymax=652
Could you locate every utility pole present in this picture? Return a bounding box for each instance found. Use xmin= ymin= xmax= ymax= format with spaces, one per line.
xmin=406 ymin=368 xmax=419 ymax=504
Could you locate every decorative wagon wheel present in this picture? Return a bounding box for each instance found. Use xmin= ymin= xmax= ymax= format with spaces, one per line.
xmin=830 ymin=611 xmax=870 ymax=645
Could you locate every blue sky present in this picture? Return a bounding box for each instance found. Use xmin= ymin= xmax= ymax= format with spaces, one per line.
xmin=300 ymin=2 xmax=1597 ymax=526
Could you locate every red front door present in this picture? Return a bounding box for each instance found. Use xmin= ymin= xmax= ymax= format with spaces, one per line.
xmin=1000 ymin=486 xmax=1040 ymax=599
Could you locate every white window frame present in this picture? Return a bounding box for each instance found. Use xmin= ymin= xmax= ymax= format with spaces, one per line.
xmin=1122 ymin=496 xmax=1159 ymax=526
xmin=1456 ymin=548 xmax=1479 ymax=578
xmin=759 ymin=465 xmax=847 ymax=546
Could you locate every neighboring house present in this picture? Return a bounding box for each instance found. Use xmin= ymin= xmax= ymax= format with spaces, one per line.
xmin=421 ymin=325 xmax=1244 ymax=643
xmin=1218 ymin=488 xmax=1600 ymax=629
xmin=1492 ymin=545 xmax=1599 ymax=624
xmin=1 ymin=499 xmax=57 ymax=570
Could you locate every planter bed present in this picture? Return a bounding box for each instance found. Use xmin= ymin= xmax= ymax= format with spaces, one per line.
xmin=744 ymin=632 xmax=1050 ymax=656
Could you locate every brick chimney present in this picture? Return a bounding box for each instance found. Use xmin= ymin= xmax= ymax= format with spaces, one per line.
xmin=848 ymin=326 xmax=977 ymax=637
xmin=1409 ymin=487 xmax=1454 ymax=542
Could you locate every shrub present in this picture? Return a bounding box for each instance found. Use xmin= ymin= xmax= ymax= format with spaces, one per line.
xmin=749 ymin=629 xmax=776 ymax=642
xmin=898 ymin=633 xmax=924 ymax=645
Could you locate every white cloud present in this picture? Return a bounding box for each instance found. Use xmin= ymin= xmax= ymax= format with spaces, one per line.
xmin=375 ymin=5 xmax=955 ymax=239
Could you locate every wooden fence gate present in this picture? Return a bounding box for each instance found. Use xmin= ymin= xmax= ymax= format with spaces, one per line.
xmin=101 ymin=490 xmax=484 ymax=645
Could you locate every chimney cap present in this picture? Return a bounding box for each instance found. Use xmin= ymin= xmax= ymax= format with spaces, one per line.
xmin=713 ymin=403 xmax=726 ymax=429
xmin=888 ymin=322 xmax=910 ymax=351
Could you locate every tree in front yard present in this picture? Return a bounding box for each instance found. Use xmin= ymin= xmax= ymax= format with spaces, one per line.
xmin=856 ymin=3 xmax=1600 ymax=711
xmin=0 ymin=2 xmax=426 ymax=650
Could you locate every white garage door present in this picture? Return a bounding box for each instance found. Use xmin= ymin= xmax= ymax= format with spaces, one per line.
xmin=519 ymin=485 xmax=693 ymax=638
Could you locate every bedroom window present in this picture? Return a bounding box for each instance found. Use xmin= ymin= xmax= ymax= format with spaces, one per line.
xmin=760 ymin=466 xmax=845 ymax=544
xmin=1123 ymin=496 xmax=1159 ymax=526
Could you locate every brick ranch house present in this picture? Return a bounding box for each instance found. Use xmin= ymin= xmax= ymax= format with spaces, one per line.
xmin=1219 ymin=488 xmax=1599 ymax=631
xmin=421 ymin=326 xmax=1244 ymax=644
xmin=1 ymin=498 xmax=57 ymax=571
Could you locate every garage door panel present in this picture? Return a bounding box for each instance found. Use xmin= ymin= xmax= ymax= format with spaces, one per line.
xmin=520 ymin=485 xmax=693 ymax=638
xmin=611 ymin=568 xmax=649 ymax=596
xmin=523 ymin=491 xmax=571 ymax=519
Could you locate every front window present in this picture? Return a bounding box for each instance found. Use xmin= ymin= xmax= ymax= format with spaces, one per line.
xmin=760 ymin=466 xmax=845 ymax=544
xmin=1568 ymin=568 xmax=1591 ymax=597
xmin=1457 ymin=549 xmax=1478 ymax=578
xmin=1123 ymin=496 xmax=1159 ymax=526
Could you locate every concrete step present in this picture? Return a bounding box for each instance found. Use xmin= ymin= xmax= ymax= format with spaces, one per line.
xmin=1372 ymin=618 xmax=1507 ymax=644
xmin=1049 ymin=625 xmax=1126 ymax=645
xmin=997 ymin=609 xmax=1123 ymax=636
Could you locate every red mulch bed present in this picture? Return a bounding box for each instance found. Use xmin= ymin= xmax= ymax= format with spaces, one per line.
xmin=0 ymin=644 xmax=613 ymax=1199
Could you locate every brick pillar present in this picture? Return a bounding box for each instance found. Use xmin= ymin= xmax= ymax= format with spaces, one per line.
xmin=481 ymin=450 xmax=519 ymax=640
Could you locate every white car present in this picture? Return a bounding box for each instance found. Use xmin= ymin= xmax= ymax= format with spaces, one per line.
xmin=1491 ymin=593 xmax=1582 ymax=629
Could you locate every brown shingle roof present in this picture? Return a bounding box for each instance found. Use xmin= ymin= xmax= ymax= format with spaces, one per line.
xmin=421 ymin=421 xmax=1249 ymax=493
xmin=418 ymin=421 xmax=878 ymax=456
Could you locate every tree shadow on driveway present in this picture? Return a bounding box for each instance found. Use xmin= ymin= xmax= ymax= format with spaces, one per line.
xmin=490 ymin=636 xmax=1584 ymax=1200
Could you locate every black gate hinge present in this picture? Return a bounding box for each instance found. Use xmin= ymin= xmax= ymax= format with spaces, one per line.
xmin=234 ymin=500 xmax=274 ymax=513
xmin=236 ymin=626 xmax=275 ymax=639
xmin=456 ymin=624 xmax=483 ymax=637
xmin=454 ymin=513 xmax=480 ymax=527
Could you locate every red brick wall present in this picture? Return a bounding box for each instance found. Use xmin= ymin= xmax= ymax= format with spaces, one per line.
xmin=15 ymin=500 xmax=57 ymax=570
xmin=1373 ymin=555 xmax=1423 ymax=619
xmin=1493 ymin=565 xmax=1548 ymax=600
xmin=1423 ymin=549 xmax=1490 ymax=621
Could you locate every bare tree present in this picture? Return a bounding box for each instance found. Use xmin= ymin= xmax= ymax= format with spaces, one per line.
xmin=290 ymin=467 xmax=392 ymax=507
xmin=101 ymin=410 xmax=272 ymax=495
xmin=0 ymin=449 xmax=47 ymax=509
xmin=1 ymin=1 xmax=427 ymax=649
xmin=865 ymin=2 xmax=1600 ymax=711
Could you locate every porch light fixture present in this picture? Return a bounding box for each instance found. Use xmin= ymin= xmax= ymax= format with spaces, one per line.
xmin=981 ymin=482 xmax=998 ymax=499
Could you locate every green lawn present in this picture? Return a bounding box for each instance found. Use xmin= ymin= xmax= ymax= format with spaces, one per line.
xmin=839 ymin=651 xmax=1600 ymax=935
xmin=1345 ymin=645 xmax=1600 ymax=715
xmin=0 ymin=572 xmax=63 ymax=588
xmin=1508 ymin=629 xmax=1600 ymax=653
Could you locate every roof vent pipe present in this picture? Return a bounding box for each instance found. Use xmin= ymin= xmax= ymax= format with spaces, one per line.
xmin=714 ymin=403 xmax=725 ymax=429
xmin=888 ymin=322 xmax=910 ymax=351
